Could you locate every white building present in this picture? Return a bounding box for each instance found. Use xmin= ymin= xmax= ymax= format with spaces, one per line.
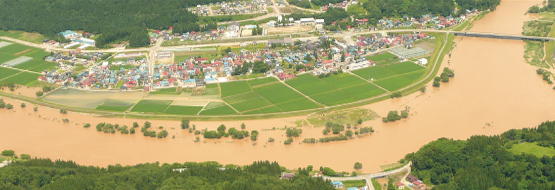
xmin=418 ymin=58 xmax=428 ymax=65
xmin=315 ymin=19 xmax=325 ymax=25
xmin=300 ymin=18 xmax=315 ymax=25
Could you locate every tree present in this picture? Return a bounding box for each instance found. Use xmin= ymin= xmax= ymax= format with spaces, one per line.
xmin=401 ymin=110 xmax=409 ymax=118
xmin=1 ymin=150 xmax=14 ymax=156
xmin=84 ymin=123 xmax=91 ymax=128
xmin=144 ymin=121 xmax=151 ymax=129
xmin=133 ymin=122 xmax=139 ymax=128
xmin=6 ymin=104 xmax=13 ymax=110
xmin=286 ymin=128 xmax=302 ymax=137
xmin=284 ymin=137 xmax=293 ymax=145
xmin=268 ymin=137 xmax=275 ymax=142
xmin=332 ymin=126 xmax=342 ymax=134
xmin=0 ymin=99 xmax=4 ymax=108
xmin=354 ymin=162 xmax=363 ymax=170
xmin=33 ymin=107 xmax=37 ymax=112
xmin=341 ymin=53 xmax=345 ymax=62
xmin=241 ymin=123 xmax=246 ymax=129
xmin=60 ymin=109 xmax=67 ymax=114
xmin=357 ymin=119 xmax=363 ymax=125
xmin=251 ymin=130 xmax=259 ymax=141
xmin=307 ymin=165 xmax=313 ymax=171
xmin=181 ymin=119 xmax=190 ymax=129
xmin=20 ymin=103 xmax=25 ymax=108
xmin=157 ymin=130 xmax=168 ymax=139
xmin=217 ymin=124 xmax=226 ymax=132
xmin=345 ymin=130 xmax=353 ymax=138
xmin=130 ymin=127 xmax=135 ymax=134
xmin=529 ymin=5 xmax=540 ymax=13
xmin=36 ymin=91 xmax=43 ymax=97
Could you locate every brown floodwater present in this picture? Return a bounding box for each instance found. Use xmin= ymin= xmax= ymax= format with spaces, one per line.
xmin=0 ymin=0 xmax=552 ymax=173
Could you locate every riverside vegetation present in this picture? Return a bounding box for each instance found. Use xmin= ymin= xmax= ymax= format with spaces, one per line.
xmin=403 ymin=121 xmax=555 ymax=189
xmin=0 ymin=159 xmax=335 ymax=189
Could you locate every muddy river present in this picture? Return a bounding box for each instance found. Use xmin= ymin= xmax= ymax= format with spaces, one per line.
xmin=0 ymin=0 xmax=551 ymax=173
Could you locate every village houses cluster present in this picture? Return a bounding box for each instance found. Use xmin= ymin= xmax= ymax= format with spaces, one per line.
xmin=190 ymin=0 xmax=270 ymax=16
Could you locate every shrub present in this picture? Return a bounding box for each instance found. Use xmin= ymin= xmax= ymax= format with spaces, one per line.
xmin=203 ymin=130 xmax=223 ymax=139
xmin=359 ymin=127 xmax=374 ymax=134
xmin=133 ymin=122 xmax=139 ymax=128
xmin=284 ymin=137 xmax=293 ymax=145
xmin=96 ymin=123 xmax=105 ymax=131
xmin=83 ymin=123 xmax=91 ymax=128
xmin=20 ymin=154 xmax=31 ymax=160
xmin=144 ymin=121 xmax=151 ymax=129
xmin=303 ymin=138 xmax=317 ymax=143
xmin=357 ymin=118 xmax=363 ymax=125
xmin=6 ymin=104 xmax=13 ymax=109
xmin=390 ymin=91 xmax=402 ymax=98
xmin=286 ymin=128 xmax=302 ymax=137
xmin=420 ymin=86 xmax=427 ymax=92
xmin=241 ymin=123 xmax=246 ymax=129
xmin=0 ymin=99 xmax=5 ymax=108
xmin=33 ymin=107 xmax=38 ymax=111
xmin=36 ymin=91 xmax=43 ymax=97
xmin=60 ymin=109 xmax=67 ymax=114
xmin=268 ymin=137 xmax=275 ymax=142
xmin=130 ymin=127 xmax=135 ymax=134
xmin=1 ymin=150 xmax=15 ymax=156
xmin=383 ymin=111 xmax=402 ymax=122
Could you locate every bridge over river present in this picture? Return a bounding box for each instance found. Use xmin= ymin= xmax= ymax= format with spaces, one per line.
xmin=451 ymin=31 xmax=554 ymax=41
xmin=321 ymin=161 xmax=412 ymax=190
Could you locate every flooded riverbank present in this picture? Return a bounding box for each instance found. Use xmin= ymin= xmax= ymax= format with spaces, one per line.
xmin=0 ymin=0 xmax=551 ymax=173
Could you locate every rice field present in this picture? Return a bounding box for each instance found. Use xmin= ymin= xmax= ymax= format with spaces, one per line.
xmin=150 ymin=87 xmax=181 ymax=95
xmin=95 ymin=99 xmax=136 ymax=112
xmin=286 ymin=73 xmax=385 ymax=106
xmin=0 ymin=67 xmax=21 ymax=80
xmin=219 ymin=81 xmax=252 ymax=97
xmin=1 ymin=72 xmax=42 ymax=85
xmin=163 ymin=105 xmax=204 ymax=115
xmin=130 ymin=100 xmax=173 ymax=113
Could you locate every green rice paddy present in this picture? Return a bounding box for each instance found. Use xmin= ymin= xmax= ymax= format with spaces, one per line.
xmin=1 ymin=72 xmax=42 ymax=85
xmin=198 ymin=102 xmax=237 ymax=115
xmin=130 ymin=100 xmax=173 ymax=113
xmin=365 ymin=52 xmax=396 ymax=62
xmin=0 ymin=67 xmax=21 ymax=80
xmin=163 ymin=105 xmax=204 ymax=115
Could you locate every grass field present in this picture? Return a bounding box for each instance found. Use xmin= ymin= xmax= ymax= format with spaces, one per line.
xmin=220 ymin=81 xmax=252 ymax=97
xmin=342 ymin=180 xmax=366 ymax=188
xmin=150 ymin=87 xmax=181 ymax=95
xmin=0 ymin=53 xmax=18 ymax=64
xmin=163 ymin=105 xmax=204 ymax=115
xmin=28 ymin=62 xmax=57 ymax=72
xmin=0 ymin=30 xmax=45 ymax=44
xmin=1 ymin=72 xmax=42 ymax=85
xmin=365 ymin=52 xmax=396 ymax=62
xmin=0 ymin=67 xmax=21 ymax=80
xmin=13 ymin=59 xmax=47 ymax=70
xmin=509 ymin=142 xmax=555 ymax=157
xmin=130 ymin=100 xmax=173 ymax=113
xmin=95 ymin=99 xmax=135 ymax=112
xmin=247 ymin=77 xmax=278 ymax=87
xmin=351 ymin=66 xmax=397 ymax=80
xmin=198 ymin=102 xmax=237 ymax=115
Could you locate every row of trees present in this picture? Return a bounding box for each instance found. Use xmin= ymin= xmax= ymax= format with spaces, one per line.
xmin=0 ymin=159 xmax=335 ymax=189
xmin=403 ymin=121 xmax=555 ymax=189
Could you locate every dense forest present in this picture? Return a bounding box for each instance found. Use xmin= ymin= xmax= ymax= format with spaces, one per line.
xmin=0 ymin=0 xmax=211 ymax=48
xmin=290 ymin=0 xmax=500 ymax=26
xmin=403 ymin=121 xmax=555 ymax=189
xmin=0 ymin=159 xmax=334 ymax=189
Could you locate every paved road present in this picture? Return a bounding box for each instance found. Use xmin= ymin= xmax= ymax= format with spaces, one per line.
xmin=322 ymin=162 xmax=412 ymax=190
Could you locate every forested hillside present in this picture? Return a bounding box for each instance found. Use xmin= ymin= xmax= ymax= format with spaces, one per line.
xmin=0 ymin=0 xmax=210 ymax=48
xmin=0 ymin=159 xmax=334 ymax=189
xmin=403 ymin=121 xmax=555 ymax=189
